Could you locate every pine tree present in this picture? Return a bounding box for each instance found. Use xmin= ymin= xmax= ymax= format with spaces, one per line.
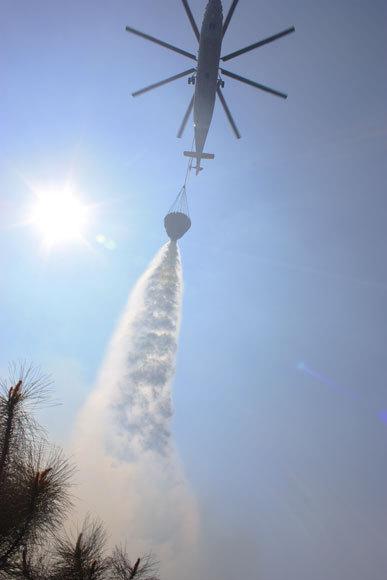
xmin=0 ymin=365 xmax=160 ymax=580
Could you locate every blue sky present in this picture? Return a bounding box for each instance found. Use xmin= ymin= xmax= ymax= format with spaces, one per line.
xmin=1 ymin=1 xmax=387 ymax=578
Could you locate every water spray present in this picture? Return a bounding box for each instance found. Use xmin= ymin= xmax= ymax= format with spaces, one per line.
xmin=74 ymin=241 xmax=198 ymax=573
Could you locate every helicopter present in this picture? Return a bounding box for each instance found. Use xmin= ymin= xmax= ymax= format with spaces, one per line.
xmin=126 ymin=0 xmax=295 ymax=174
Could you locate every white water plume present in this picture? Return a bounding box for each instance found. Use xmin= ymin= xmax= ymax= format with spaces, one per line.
xmin=73 ymin=242 xmax=198 ymax=578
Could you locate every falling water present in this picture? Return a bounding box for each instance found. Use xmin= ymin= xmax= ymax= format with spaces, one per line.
xmin=73 ymin=242 xmax=198 ymax=576
xmin=105 ymin=240 xmax=182 ymax=459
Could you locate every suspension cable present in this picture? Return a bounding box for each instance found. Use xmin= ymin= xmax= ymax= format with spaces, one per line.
xmin=183 ymin=136 xmax=195 ymax=188
xmin=167 ymin=136 xmax=195 ymax=214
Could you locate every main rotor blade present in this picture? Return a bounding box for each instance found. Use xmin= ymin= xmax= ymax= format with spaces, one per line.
xmin=222 ymin=0 xmax=240 ymax=38
xmin=125 ymin=26 xmax=197 ymax=61
xmin=216 ymin=87 xmax=241 ymax=139
xmin=180 ymin=0 xmax=200 ymax=42
xmin=132 ymin=68 xmax=196 ymax=97
xmin=220 ymin=68 xmax=288 ymax=99
xmin=221 ymin=26 xmax=295 ymax=61
xmin=177 ymin=95 xmax=194 ymax=138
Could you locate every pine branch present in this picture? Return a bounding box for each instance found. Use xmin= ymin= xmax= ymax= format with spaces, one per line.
xmin=51 ymin=517 xmax=109 ymax=579
xmin=0 ymin=446 xmax=73 ymax=571
xmin=0 ymin=469 xmax=52 ymax=568
xmin=109 ymin=550 xmax=160 ymax=580
xmin=0 ymin=382 xmax=22 ymax=483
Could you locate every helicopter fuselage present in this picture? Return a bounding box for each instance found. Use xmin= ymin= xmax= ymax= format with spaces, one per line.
xmin=193 ymin=0 xmax=223 ymax=164
xmin=127 ymin=0 xmax=294 ymax=174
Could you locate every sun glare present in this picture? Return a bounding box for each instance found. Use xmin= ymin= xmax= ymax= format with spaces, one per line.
xmin=30 ymin=187 xmax=89 ymax=247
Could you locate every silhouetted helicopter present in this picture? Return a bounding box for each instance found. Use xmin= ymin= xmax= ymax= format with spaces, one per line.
xmin=126 ymin=0 xmax=295 ymax=174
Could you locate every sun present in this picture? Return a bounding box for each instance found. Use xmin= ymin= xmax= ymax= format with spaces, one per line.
xmin=30 ymin=186 xmax=89 ymax=248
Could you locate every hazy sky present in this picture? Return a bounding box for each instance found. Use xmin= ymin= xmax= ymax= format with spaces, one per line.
xmin=1 ymin=1 xmax=387 ymax=578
